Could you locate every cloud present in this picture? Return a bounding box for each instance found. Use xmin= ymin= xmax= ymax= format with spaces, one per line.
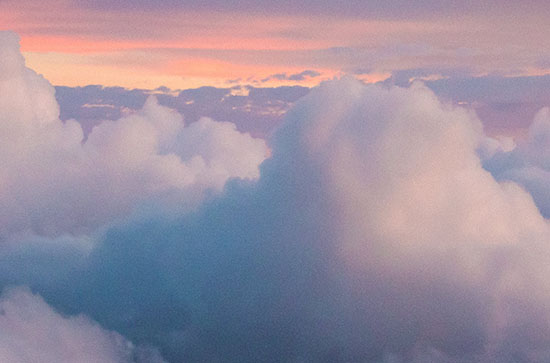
xmin=74 ymin=0 xmax=550 ymax=20
xmin=55 ymin=84 xmax=310 ymax=138
xmin=381 ymin=67 xmax=472 ymax=87
xmin=4 ymin=76 xmax=550 ymax=362
xmin=483 ymin=107 xmax=550 ymax=218
xmin=261 ymin=70 xmax=321 ymax=83
xmin=0 ymin=31 xmax=267 ymax=242
xmin=0 ymin=287 xmax=165 ymax=363
xmin=55 ymin=73 xmax=550 ymax=142
xmin=424 ymin=74 xmax=550 ymax=133
xmin=4 ymin=30 xmax=550 ymax=363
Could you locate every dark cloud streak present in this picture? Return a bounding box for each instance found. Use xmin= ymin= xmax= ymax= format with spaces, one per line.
xmin=72 ymin=0 xmax=550 ymax=19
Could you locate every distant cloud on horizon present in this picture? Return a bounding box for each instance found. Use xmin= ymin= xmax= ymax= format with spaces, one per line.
xmin=54 ymin=72 xmax=550 ymax=139
xmin=260 ymin=70 xmax=321 ymax=83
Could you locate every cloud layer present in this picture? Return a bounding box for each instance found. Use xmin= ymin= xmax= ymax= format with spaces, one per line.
xmin=54 ymin=72 xmax=550 ymax=142
xmin=55 ymin=84 xmax=309 ymax=138
xmin=3 ymin=31 xmax=550 ymax=362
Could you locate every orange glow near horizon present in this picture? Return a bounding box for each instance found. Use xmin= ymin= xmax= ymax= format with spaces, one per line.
xmin=4 ymin=0 xmax=550 ymax=90
xmin=23 ymin=50 xmax=340 ymax=90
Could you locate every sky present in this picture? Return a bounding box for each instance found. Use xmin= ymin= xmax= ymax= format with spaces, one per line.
xmin=3 ymin=0 xmax=550 ymax=89
xmin=4 ymin=2 xmax=550 ymax=363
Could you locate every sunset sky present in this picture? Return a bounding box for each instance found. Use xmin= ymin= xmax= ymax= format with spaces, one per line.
xmin=3 ymin=0 xmax=550 ymax=89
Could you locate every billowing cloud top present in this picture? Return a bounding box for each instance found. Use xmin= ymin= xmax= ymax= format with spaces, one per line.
xmin=3 ymin=30 xmax=550 ymax=363
xmin=0 ymin=31 xmax=268 ymax=241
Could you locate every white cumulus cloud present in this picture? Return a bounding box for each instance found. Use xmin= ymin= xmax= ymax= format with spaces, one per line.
xmin=0 ymin=31 xmax=267 ymax=241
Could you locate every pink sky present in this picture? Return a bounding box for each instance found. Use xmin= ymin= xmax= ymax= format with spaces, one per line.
xmin=2 ymin=0 xmax=550 ymax=89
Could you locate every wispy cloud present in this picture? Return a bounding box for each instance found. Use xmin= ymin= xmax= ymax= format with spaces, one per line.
xmin=261 ymin=70 xmax=321 ymax=83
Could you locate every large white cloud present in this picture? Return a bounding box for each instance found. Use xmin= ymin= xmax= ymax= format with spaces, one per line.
xmin=257 ymin=78 xmax=550 ymax=361
xmin=0 ymin=31 xmax=267 ymax=241
xmin=0 ymin=287 xmax=165 ymax=363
